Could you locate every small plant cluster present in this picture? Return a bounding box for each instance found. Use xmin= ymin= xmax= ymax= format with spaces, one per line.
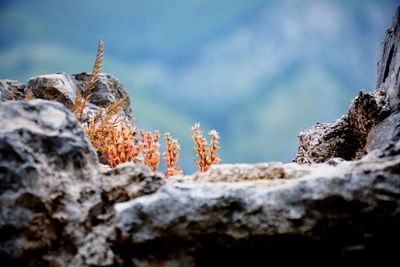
xmin=164 ymin=132 xmax=183 ymax=176
xmin=192 ymin=123 xmax=221 ymax=172
xmin=70 ymin=40 xmax=221 ymax=175
xmin=140 ymin=130 xmax=161 ymax=172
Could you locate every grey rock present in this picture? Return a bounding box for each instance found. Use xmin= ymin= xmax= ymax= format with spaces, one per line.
xmin=0 ymin=100 xmax=157 ymax=266
xmin=365 ymin=7 xmax=400 ymax=157
xmin=99 ymin=163 xmax=165 ymax=204
xmin=25 ymin=73 xmax=77 ymax=108
xmin=347 ymin=90 xmax=390 ymax=157
xmin=1 ymin=72 xmax=135 ymax=126
xmin=0 ymin=100 xmax=101 ymax=266
xmin=294 ymin=9 xmax=397 ymax=164
xmin=294 ymin=116 xmax=356 ymax=163
xmin=0 ymin=80 xmax=25 ymax=101
xmin=72 ymin=73 xmax=135 ymax=124
xmin=377 ymin=7 xmax=400 ymax=111
xmin=367 ymin=111 xmax=400 ymax=156
xmin=115 ymin=155 xmax=400 ymax=265
xmin=171 ymin=162 xmax=311 ymax=183
xmin=294 ymin=90 xmax=390 ymax=164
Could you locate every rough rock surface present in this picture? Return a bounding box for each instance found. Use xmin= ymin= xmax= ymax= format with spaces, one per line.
xmin=377 ymin=7 xmax=400 ymax=111
xmin=294 ymin=9 xmax=399 ymax=164
xmin=0 ymin=100 xmax=164 ymax=266
xmin=72 ymin=73 xmax=135 ymax=124
xmin=25 ymin=73 xmax=77 ymax=108
xmin=0 ymin=80 xmax=25 ymax=101
xmin=115 ymin=155 xmax=400 ymax=265
xmin=1 ymin=72 xmax=135 ymax=124
xmin=0 ymin=6 xmax=400 ymax=267
xmin=294 ymin=117 xmax=356 ymax=163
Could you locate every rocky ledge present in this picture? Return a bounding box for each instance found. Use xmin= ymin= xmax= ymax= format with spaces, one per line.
xmin=1 ymin=7 xmax=400 ymax=267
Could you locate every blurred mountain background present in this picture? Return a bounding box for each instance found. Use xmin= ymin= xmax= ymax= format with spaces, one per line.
xmin=0 ymin=0 xmax=398 ymax=173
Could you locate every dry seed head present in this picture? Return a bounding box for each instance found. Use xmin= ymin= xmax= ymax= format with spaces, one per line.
xmin=85 ymin=40 xmax=104 ymax=91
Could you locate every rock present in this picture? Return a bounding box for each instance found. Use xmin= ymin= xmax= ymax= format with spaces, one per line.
xmin=366 ymin=7 xmax=400 ymax=157
xmin=294 ymin=90 xmax=390 ymax=164
xmin=0 ymin=100 xmax=156 ymax=266
xmin=170 ymin=162 xmax=311 ymax=183
xmin=115 ymin=155 xmax=400 ymax=265
xmin=367 ymin=111 xmax=400 ymax=156
xmin=294 ymin=116 xmax=356 ymax=163
xmin=294 ymin=7 xmax=397 ymax=164
xmin=72 ymin=73 xmax=135 ymax=124
xmin=0 ymin=100 xmax=100 ymax=265
xmin=99 ymin=163 xmax=165 ymax=204
xmin=25 ymin=73 xmax=77 ymax=108
xmin=376 ymin=7 xmax=400 ymax=111
xmin=0 ymin=80 xmax=25 ymax=101
xmin=1 ymin=72 xmax=135 ymax=126
xmin=0 ymin=100 xmax=101 ymax=266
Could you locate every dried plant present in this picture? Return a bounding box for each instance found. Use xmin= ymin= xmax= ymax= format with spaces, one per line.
xmin=71 ymin=87 xmax=86 ymax=119
xmin=82 ymin=94 xmax=141 ymax=167
xmin=208 ymin=130 xmax=221 ymax=166
xmin=72 ymin=40 xmax=104 ymax=121
xmin=25 ymin=88 xmax=33 ymax=100
xmin=8 ymin=90 xmax=16 ymax=101
xmin=84 ymin=117 xmax=141 ymax=167
xmin=192 ymin=123 xmax=221 ymax=172
xmin=68 ymin=40 xmax=223 ymax=174
xmin=164 ymin=132 xmax=182 ymax=177
xmin=97 ymin=95 xmax=128 ymax=123
xmin=140 ymin=130 xmax=161 ymax=172
xmin=103 ymin=120 xmax=141 ymax=167
xmin=85 ymin=40 xmax=104 ymax=91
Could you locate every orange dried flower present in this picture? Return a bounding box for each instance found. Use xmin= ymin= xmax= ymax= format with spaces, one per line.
xmin=140 ymin=130 xmax=161 ymax=172
xmin=192 ymin=123 xmax=221 ymax=172
xmin=84 ymin=110 xmax=140 ymax=168
xmin=103 ymin=120 xmax=141 ymax=167
xmin=164 ymin=132 xmax=183 ymax=177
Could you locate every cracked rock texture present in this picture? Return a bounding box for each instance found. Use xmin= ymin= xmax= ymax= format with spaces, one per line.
xmin=0 ymin=6 xmax=400 ymax=267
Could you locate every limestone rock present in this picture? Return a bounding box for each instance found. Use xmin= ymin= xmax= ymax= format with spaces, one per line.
xmin=0 ymin=80 xmax=25 ymax=101
xmin=115 ymin=155 xmax=400 ymax=265
xmin=376 ymin=7 xmax=400 ymax=111
xmin=170 ymin=162 xmax=311 ymax=183
xmin=366 ymin=7 xmax=400 ymax=157
xmin=72 ymin=73 xmax=135 ymax=124
xmin=294 ymin=8 xmax=399 ymax=164
xmin=367 ymin=111 xmax=400 ymax=156
xmin=25 ymin=73 xmax=77 ymax=108
xmin=0 ymin=100 xmax=158 ymax=266
xmin=294 ymin=117 xmax=356 ymax=163
xmin=99 ymin=163 xmax=165 ymax=203
xmin=0 ymin=100 xmax=101 ymax=266
xmin=0 ymin=72 xmax=135 ymax=126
